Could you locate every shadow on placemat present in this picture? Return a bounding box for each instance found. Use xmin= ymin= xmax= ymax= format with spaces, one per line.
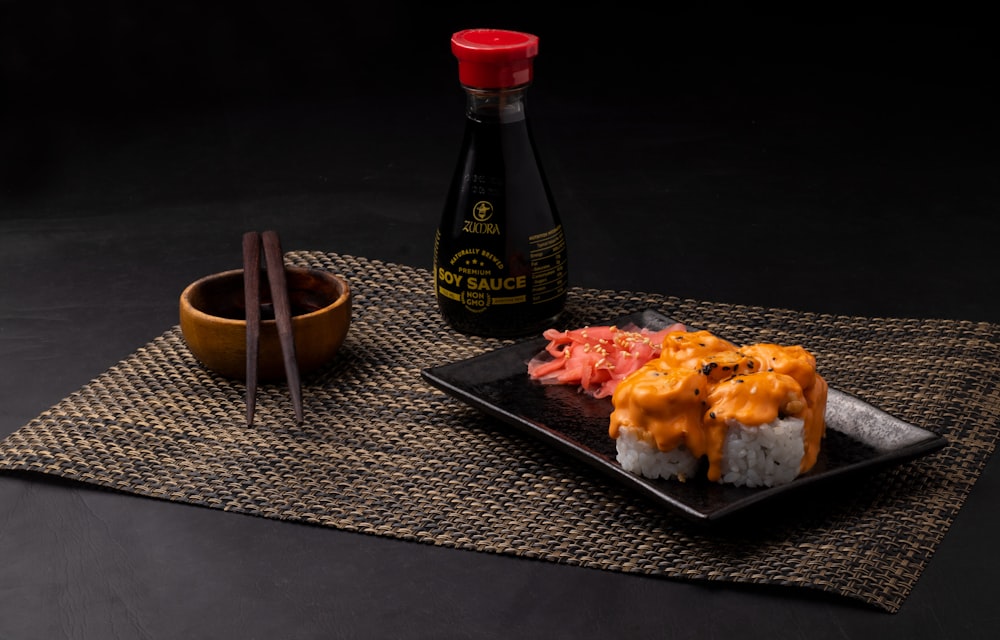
xmin=1 ymin=251 xmax=997 ymax=613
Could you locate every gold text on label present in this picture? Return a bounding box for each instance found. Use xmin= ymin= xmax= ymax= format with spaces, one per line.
xmin=462 ymin=220 xmax=500 ymax=235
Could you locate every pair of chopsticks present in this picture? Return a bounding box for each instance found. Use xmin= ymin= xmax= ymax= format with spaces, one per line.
xmin=243 ymin=230 xmax=303 ymax=427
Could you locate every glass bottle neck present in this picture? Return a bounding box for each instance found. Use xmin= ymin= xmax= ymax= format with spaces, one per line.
xmin=463 ymin=85 xmax=529 ymax=124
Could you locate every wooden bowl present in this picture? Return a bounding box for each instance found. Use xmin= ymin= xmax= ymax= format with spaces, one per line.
xmin=179 ymin=267 xmax=351 ymax=381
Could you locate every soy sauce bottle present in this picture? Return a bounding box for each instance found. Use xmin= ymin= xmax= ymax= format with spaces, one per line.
xmin=433 ymin=28 xmax=568 ymax=338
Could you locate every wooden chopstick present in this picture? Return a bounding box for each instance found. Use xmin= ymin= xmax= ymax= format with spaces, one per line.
xmin=243 ymin=230 xmax=303 ymax=427
xmin=261 ymin=230 xmax=304 ymax=424
xmin=242 ymin=231 xmax=261 ymax=427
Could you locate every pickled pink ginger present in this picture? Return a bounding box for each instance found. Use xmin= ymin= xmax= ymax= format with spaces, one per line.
xmin=527 ymin=323 xmax=686 ymax=398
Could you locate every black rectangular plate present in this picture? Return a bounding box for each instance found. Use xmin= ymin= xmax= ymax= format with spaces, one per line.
xmin=421 ymin=310 xmax=948 ymax=522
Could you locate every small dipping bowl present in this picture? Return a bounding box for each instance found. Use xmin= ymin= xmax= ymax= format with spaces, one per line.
xmin=179 ymin=267 xmax=352 ymax=381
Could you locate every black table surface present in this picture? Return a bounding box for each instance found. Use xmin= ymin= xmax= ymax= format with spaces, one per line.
xmin=2 ymin=9 xmax=998 ymax=639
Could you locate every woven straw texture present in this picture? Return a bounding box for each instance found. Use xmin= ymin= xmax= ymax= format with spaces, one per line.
xmin=1 ymin=252 xmax=997 ymax=613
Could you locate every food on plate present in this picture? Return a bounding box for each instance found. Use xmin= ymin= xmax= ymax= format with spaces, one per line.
xmin=526 ymin=322 xmax=828 ymax=488
xmin=609 ymin=330 xmax=828 ymax=487
xmin=526 ymin=322 xmax=687 ymax=398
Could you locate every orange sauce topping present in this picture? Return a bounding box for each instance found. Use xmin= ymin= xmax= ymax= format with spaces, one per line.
xmin=609 ymin=330 xmax=828 ymax=482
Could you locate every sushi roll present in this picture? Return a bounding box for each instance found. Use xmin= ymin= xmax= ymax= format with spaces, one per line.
xmin=609 ymin=330 xmax=828 ymax=488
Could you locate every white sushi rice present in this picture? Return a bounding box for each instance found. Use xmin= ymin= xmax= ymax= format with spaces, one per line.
xmin=718 ymin=417 xmax=805 ymax=488
xmin=615 ymin=417 xmax=806 ymax=487
xmin=615 ymin=426 xmax=700 ymax=482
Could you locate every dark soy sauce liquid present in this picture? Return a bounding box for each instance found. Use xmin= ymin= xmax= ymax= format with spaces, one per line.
xmin=193 ymin=271 xmax=332 ymax=321
xmin=434 ymin=112 xmax=568 ymax=338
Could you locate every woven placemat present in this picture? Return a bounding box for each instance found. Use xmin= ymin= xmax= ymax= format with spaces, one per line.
xmin=1 ymin=252 xmax=997 ymax=613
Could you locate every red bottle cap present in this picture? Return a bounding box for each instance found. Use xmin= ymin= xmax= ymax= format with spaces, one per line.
xmin=451 ymin=28 xmax=539 ymax=89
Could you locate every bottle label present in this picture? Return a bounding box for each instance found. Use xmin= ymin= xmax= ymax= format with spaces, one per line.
xmin=435 ymin=216 xmax=566 ymax=315
xmin=527 ymin=225 xmax=567 ymax=303
xmin=437 ymin=246 xmax=525 ymax=312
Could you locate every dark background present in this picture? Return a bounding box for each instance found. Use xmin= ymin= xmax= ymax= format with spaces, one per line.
xmin=3 ymin=6 xmax=996 ymax=322
xmin=0 ymin=6 xmax=1000 ymax=319
xmin=4 ymin=6 xmax=994 ymax=205
xmin=3 ymin=5 xmax=991 ymax=110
